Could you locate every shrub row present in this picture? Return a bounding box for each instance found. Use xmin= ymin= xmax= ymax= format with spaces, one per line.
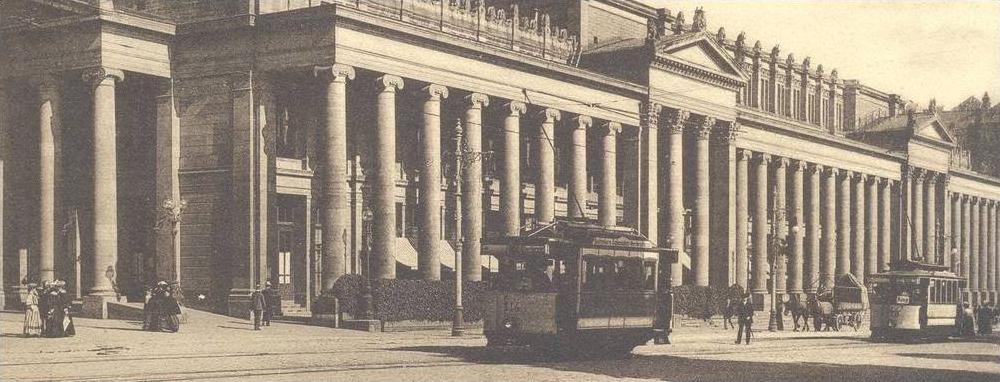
xmin=332 ymin=274 xmax=488 ymax=323
xmin=670 ymin=285 xmax=737 ymax=319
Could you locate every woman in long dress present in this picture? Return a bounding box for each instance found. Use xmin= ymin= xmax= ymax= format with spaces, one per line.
xmin=23 ymin=284 xmax=42 ymax=337
xmin=56 ymin=282 xmax=75 ymax=336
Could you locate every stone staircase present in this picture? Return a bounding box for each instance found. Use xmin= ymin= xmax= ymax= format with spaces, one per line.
xmin=279 ymin=301 xmax=310 ymax=318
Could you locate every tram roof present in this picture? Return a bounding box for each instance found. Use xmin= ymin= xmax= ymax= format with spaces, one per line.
xmin=482 ymin=219 xmax=677 ymax=262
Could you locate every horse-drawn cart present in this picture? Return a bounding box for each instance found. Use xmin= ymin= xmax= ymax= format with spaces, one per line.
xmin=832 ymin=274 xmax=869 ymax=331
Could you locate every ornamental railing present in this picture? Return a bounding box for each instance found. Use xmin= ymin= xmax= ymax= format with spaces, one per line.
xmin=256 ymin=0 xmax=581 ymax=66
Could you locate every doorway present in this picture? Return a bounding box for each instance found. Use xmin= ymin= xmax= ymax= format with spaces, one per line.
xmin=273 ymin=196 xmax=307 ymax=305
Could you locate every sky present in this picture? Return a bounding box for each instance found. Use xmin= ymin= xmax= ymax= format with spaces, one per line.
xmin=639 ymin=0 xmax=1000 ymax=109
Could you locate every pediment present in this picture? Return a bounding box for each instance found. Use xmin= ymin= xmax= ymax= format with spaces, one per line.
xmin=914 ymin=118 xmax=955 ymax=145
xmin=651 ymin=32 xmax=748 ymax=89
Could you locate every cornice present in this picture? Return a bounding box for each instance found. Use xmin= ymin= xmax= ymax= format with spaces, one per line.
xmin=650 ymin=55 xmax=745 ymax=91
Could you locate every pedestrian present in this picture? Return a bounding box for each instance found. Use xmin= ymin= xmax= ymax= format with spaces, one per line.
xmin=43 ymin=280 xmax=74 ymax=337
xmin=142 ymin=285 xmax=155 ymax=331
xmin=736 ymin=294 xmax=754 ymax=345
xmin=160 ymin=283 xmax=182 ymax=333
xmin=961 ymin=302 xmax=976 ymax=337
xmin=977 ymin=301 xmax=993 ymax=335
xmin=22 ymin=283 xmax=42 ymax=337
xmin=249 ymin=284 xmax=267 ymax=330
xmin=263 ymin=281 xmax=280 ymax=326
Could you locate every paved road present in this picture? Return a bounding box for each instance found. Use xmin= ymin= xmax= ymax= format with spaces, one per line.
xmin=1 ymin=310 xmax=997 ymax=381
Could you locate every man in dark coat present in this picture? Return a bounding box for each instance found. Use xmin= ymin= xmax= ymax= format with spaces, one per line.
xmin=249 ymin=284 xmax=267 ymax=330
xmin=736 ymin=294 xmax=754 ymax=345
xmin=977 ymin=301 xmax=993 ymax=335
xmin=262 ymin=281 xmax=280 ymax=326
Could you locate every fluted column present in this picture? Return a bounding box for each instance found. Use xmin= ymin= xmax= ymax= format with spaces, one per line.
xmin=912 ymin=169 xmax=926 ymax=261
xmin=751 ymin=152 xmax=771 ymax=296
xmin=962 ymin=196 xmax=972 ymax=290
xmin=951 ymin=193 xmax=963 ymax=273
xmin=462 ymin=93 xmax=489 ymax=282
xmin=315 ymin=65 xmax=355 ymax=289
xmin=979 ymin=198 xmax=988 ymax=299
xmin=664 ymin=109 xmax=689 ymax=286
xmin=772 ymin=157 xmax=788 ymax=293
xmin=35 ymin=74 xmax=60 ymax=283
xmin=789 ymin=160 xmax=805 ymax=294
xmin=925 ymin=172 xmax=938 ymax=263
xmin=568 ymin=116 xmax=591 ymax=219
xmin=536 ymin=108 xmax=560 ymax=224
xmin=373 ymin=75 xmax=404 ymax=279
xmin=837 ymin=170 xmax=851 ymax=277
xmin=805 ymin=164 xmax=821 ymax=294
xmin=692 ymin=116 xmax=714 ymax=286
xmin=879 ymin=179 xmax=893 ymax=272
xmin=501 ymin=102 xmax=526 ymax=236
xmin=852 ymin=173 xmax=865 ymax=283
xmin=599 ymin=122 xmax=621 ymax=227
xmin=418 ymin=84 xmax=448 ymax=281
xmin=865 ymin=175 xmax=878 ymax=277
xmin=735 ymin=150 xmax=751 ymax=291
xmin=821 ymin=167 xmax=838 ymax=292
xmin=84 ymin=68 xmax=124 ymax=296
xmin=971 ymin=197 xmax=980 ymax=297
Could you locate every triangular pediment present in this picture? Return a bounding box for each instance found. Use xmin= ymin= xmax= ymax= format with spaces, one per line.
xmin=650 ymin=32 xmax=748 ymax=89
xmin=914 ymin=117 xmax=955 ymax=145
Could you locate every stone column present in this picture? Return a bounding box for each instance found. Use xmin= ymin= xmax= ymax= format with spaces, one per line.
xmin=373 ymin=75 xmax=404 ymax=279
xmin=568 ymin=116 xmax=591 ymax=219
xmin=789 ymin=160 xmax=805 ymax=294
xmin=971 ymin=197 xmax=980 ymax=297
xmin=988 ymin=201 xmax=996 ymax=297
xmin=852 ymin=173 xmax=865 ymax=283
xmin=535 ymin=108 xmax=560 ymax=224
xmin=772 ymin=157 xmax=788 ymax=293
xmin=462 ymin=93 xmax=489 ymax=282
xmin=155 ymin=85 xmax=182 ymax=283
xmin=664 ymin=109 xmax=689 ymax=286
xmin=0 ymin=82 xmax=8 ymax=307
xmin=710 ymin=121 xmax=739 ymax=287
xmin=315 ymin=65 xmax=355 ymax=289
xmin=599 ymin=122 xmax=621 ymax=227
xmin=692 ymin=116 xmax=714 ymax=287
xmin=418 ymin=84 xmax=448 ymax=281
xmin=901 ymin=167 xmax=912 ymax=261
xmin=879 ymin=179 xmax=893 ymax=272
xmin=837 ymin=170 xmax=851 ymax=278
xmin=821 ymin=167 xmax=838 ymax=292
xmin=865 ymin=175 xmax=878 ymax=277
xmin=962 ymin=196 xmax=972 ymax=290
xmin=951 ymin=193 xmax=963 ymax=273
xmin=912 ymin=169 xmax=925 ymax=261
xmin=35 ymin=74 xmax=60 ymax=283
xmin=501 ymin=102 xmax=526 ymax=236
xmin=925 ymin=173 xmax=938 ymax=263
xmin=751 ymin=152 xmax=771 ymax=298
xmin=735 ymin=150 xmax=751 ymax=291
xmin=805 ymin=163 xmax=821 ymax=294
xmin=942 ymin=178 xmax=952 ymax=269
xmin=83 ymin=68 xmax=124 ymax=318
xmin=979 ymin=198 xmax=988 ymax=298
xmin=640 ymin=103 xmax=660 ymax=245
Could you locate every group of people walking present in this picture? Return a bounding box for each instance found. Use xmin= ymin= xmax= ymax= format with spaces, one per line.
xmin=957 ymin=301 xmax=997 ymax=336
xmin=143 ymin=281 xmax=183 ymax=332
xmin=22 ymin=280 xmax=76 ymax=338
xmin=248 ymin=281 xmax=281 ymax=330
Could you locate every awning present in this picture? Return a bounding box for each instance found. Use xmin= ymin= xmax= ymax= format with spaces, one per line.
xmin=440 ymin=241 xmax=456 ymax=270
xmin=482 ymin=255 xmax=499 ymax=273
xmin=680 ymin=251 xmax=690 ymax=269
xmin=394 ymin=237 xmax=418 ymax=268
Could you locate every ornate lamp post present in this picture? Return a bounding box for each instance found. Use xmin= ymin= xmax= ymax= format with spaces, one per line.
xmin=767 ymin=190 xmax=797 ymax=332
xmin=155 ymin=198 xmax=187 ymax=286
xmin=360 ymin=206 xmax=374 ymax=320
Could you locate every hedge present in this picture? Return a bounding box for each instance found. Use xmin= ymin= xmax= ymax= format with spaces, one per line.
xmin=671 ymin=285 xmax=738 ymax=319
xmin=332 ymin=274 xmax=488 ymax=323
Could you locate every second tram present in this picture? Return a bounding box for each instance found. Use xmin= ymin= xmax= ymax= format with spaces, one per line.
xmin=868 ymin=260 xmax=966 ymax=341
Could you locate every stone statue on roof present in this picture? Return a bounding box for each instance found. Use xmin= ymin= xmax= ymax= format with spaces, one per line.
xmin=692 ymin=7 xmax=707 ymax=32
xmin=786 ymin=53 xmax=795 ymax=66
xmin=770 ymin=45 xmax=780 ymax=60
xmin=717 ymin=27 xmax=726 ymax=41
xmin=672 ymin=11 xmax=685 ymax=35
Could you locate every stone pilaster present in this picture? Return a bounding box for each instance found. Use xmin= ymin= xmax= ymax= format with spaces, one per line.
xmin=462 ymin=93 xmax=489 ymax=282
xmin=852 ymin=173 xmax=865 ymax=283
xmin=501 ymin=102 xmax=526 ymax=236
xmin=34 ymin=74 xmax=60 ymax=283
xmin=865 ymin=175 xmax=878 ymax=277
xmin=901 ymin=167 xmax=912 ymax=261
xmin=789 ymin=160 xmax=805 ymax=294
xmin=535 ymin=108 xmax=560 ymax=224
xmin=599 ymin=121 xmax=620 ymax=227
xmin=373 ymin=75 xmax=404 ymax=279
xmin=315 ymin=65 xmax=356 ymax=288
xmin=418 ymin=83 xmax=447 ymax=281
xmin=805 ymin=163 xmax=821 ymax=294
xmin=664 ymin=108 xmax=689 ymax=286
xmin=771 ymin=157 xmax=788 ymax=293
xmin=735 ymin=149 xmax=751 ymax=291
xmin=692 ymin=116 xmax=714 ymax=286
xmin=988 ymin=200 xmax=996 ymax=297
xmin=821 ymin=167 xmax=838 ymax=292
xmin=837 ymin=170 xmax=851 ymax=278
xmin=751 ymin=152 xmax=770 ymax=297
xmin=962 ymin=195 xmax=972 ymax=287
xmin=568 ymin=116 xmax=591 ymax=219
xmin=82 ymin=67 xmax=124 ymax=318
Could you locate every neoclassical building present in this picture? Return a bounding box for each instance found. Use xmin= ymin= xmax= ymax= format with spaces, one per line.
xmin=1 ymin=0 xmax=999 ymax=316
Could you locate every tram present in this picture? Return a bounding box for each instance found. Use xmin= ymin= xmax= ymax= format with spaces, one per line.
xmin=868 ymin=259 xmax=966 ymax=341
xmin=482 ymin=220 xmax=676 ymax=357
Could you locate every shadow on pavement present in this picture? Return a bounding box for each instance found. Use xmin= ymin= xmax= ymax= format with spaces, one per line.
xmin=392 ymin=345 xmax=997 ymax=382
xmin=897 ymin=353 xmax=1000 ymax=363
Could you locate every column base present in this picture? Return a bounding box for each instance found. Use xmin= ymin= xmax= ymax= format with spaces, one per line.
xmin=750 ymin=292 xmax=770 ymax=311
xmin=311 ymin=294 xmax=340 ymax=328
xmin=227 ymin=288 xmax=254 ymax=318
xmin=82 ymin=293 xmax=116 ymax=319
xmin=5 ymin=285 xmax=26 ymax=310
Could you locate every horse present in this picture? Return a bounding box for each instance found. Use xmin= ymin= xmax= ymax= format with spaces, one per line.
xmin=783 ymin=294 xmax=810 ymax=332
xmin=807 ymin=295 xmax=839 ymax=331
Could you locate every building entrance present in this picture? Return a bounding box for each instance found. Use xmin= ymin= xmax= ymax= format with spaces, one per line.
xmin=272 ymin=196 xmax=308 ymax=306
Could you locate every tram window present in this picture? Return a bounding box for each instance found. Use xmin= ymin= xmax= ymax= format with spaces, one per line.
xmin=929 ymin=280 xmax=937 ymax=303
xmin=643 ymin=262 xmax=656 ymax=290
xmin=497 ymin=258 xmax=559 ymax=292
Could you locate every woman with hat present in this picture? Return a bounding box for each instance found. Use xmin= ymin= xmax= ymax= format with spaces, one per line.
xmin=22 ymin=283 xmax=42 ymax=337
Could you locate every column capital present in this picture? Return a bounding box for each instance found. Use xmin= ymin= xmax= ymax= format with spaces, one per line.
xmin=712 ymin=121 xmax=740 ymax=143
xmin=771 ymin=156 xmax=788 ymax=169
xmin=642 ymin=101 xmax=662 ymax=130
xmin=375 ymin=74 xmax=404 ymax=92
xmin=506 ymin=101 xmax=527 ymax=116
xmin=539 ymin=108 xmax=562 ymax=122
xmin=822 ymin=167 xmax=841 ymax=178
xmin=82 ymin=67 xmax=124 ymax=87
xmin=422 ymin=84 xmax=450 ymax=100
xmin=863 ymin=173 xmax=877 ymax=184
xmin=601 ymin=121 xmax=622 ymax=135
xmin=789 ymin=159 xmax=808 ymax=172
xmin=806 ymin=162 xmax=822 ymax=174
xmin=572 ymin=115 xmax=593 ymax=130
xmin=692 ymin=116 xmax=715 ymax=140
xmin=737 ymin=149 xmax=753 ymax=161
xmin=751 ymin=152 xmax=771 ymax=165
xmin=30 ymin=73 xmax=61 ymax=94
xmin=465 ymin=92 xmax=489 ymax=108
xmin=313 ymin=64 xmax=356 ymax=83
xmin=912 ymin=168 xmax=927 ymax=183
xmin=663 ymin=108 xmax=690 ymax=133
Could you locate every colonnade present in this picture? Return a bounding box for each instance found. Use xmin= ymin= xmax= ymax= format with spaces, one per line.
xmin=950 ymin=193 xmax=1000 ymax=302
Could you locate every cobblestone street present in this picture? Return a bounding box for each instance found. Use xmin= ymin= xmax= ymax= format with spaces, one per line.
xmin=1 ymin=309 xmax=997 ymax=382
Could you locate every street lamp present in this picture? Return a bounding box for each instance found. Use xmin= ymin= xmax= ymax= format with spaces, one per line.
xmin=451 ymin=119 xmax=465 ymax=337
xmin=155 ymin=198 xmax=187 ymax=286
xmin=360 ymin=206 xmax=374 ymax=320
xmin=767 ymin=192 xmax=797 ymax=332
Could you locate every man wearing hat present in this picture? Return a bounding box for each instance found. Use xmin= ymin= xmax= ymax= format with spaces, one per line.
xmin=262 ymin=281 xmax=280 ymax=326
xmin=249 ymin=284 xmax=267 ymax=330
xmin=736 ymin=293 xmax=754 ymax=345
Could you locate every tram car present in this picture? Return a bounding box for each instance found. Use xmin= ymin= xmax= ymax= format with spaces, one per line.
xmin=868 ymin=260 xmax=966 ymax=341
xmin=482 ymin=220 xmax=677 ymax=357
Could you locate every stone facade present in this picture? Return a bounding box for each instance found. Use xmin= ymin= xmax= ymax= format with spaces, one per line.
xmin=2 ymin=0 xmax=999 ymax=315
